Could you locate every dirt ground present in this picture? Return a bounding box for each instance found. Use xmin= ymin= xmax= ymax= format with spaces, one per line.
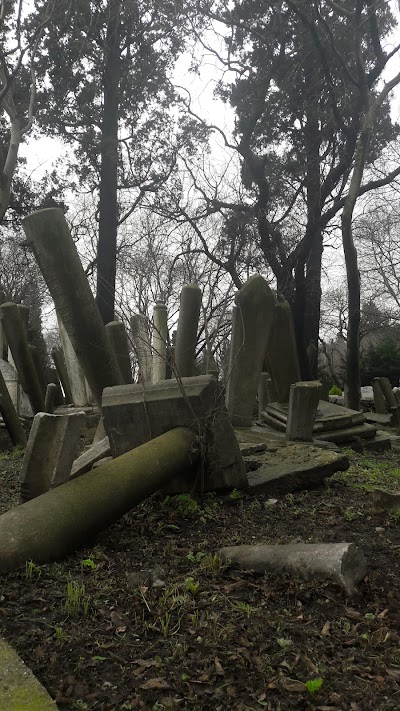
xmin=0 ymin=441 xmax=400 ymax=710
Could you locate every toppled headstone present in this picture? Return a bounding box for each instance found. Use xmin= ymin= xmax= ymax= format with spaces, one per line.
xmin=174 ymin=284 xmax=202 ymax=377
xmin=246 ymin=444 xmax=349 ymax=496
xmin=102 ymin=375 xmax=247 ymax=491
xmin=219 ymin=542 xmax=367 ymax=595
xmin=0 ymin=636 xmax=57 ymax=710
xmin=70 ymin=436 xmax=111 ymax=480
xmin=286 ymin=381 xmax=321 ymax=441
xmin=20 ymin=411 xmax=85 ymax=502
xmin=226 ymin=275 xmax=276 ymax=427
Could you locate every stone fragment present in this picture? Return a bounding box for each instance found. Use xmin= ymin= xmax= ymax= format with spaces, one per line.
xmin=219 ymin=542 xmax=367 ymax=595
xmin=105 ymin=320 xmax=132 ymax=384
xmin=0 ymin=636 xmax=57 ymax=710
xmin=246 ymin=444 xmax=349 ymax=496
xmin=266 ymin=294 xmax=301 ymax=403
xmin=23 ymin=208 xmax=123 ymax=405
xmin=70 ymin=436 xmax=111 ymax=480
xmin=174 ymin=284 xmax=202 ymax=377
xmin=102 ymin=375 xmax=247 ymax=491
xmin=44 ymin=383 xmax=58 ymax=414
xmin=286 ymin=381 xmax=321 ymax=441
xmin=226 ymin=275 xmax=276 ymax=427
xmin=152 ymin=301 xmax=168 ymax=383
xmin=0 ymin=428 xmax=198 ymax=571
xmin=130 ymin=313 xmax=153 ymax=383
xmin=0 ymin=303 xmax=44 ymax=413
xmin=20 ymin=411 xmax=85 ymax=502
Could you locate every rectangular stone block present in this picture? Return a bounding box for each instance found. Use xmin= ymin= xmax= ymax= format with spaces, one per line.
xmin=20 ymin=411 xmax=85 ymax=502
xmin=286 ymin=380 xmax=321 ymax=441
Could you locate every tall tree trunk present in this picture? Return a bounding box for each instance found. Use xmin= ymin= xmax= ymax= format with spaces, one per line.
xmin=96 ymin=0 xmax=121 ymax=325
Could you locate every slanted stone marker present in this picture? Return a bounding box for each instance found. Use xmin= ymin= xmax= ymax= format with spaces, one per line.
xmin=174 ymin=284 xmax=202 ymax=377
xmin=130 ymin=313 xmax=153 ymax=383
xmin=226 ymin=275 xmax=276 ymax=427
xmin=219 ymin=542 xmax=367 ymax=595
xmin=44 ymin=383 xmax=58 ymax=414
xmin=0 ymin=369 xmax=26 ymax=447
xmin=0 ymin=636 xmax=57 ymax=710
xmin=20 ymin=411 xmax=85 ymax=502
xmin=265 ymin=294 xmax=301 ymax=403
xmin=29 ymin=343 xmax=47 ymax=399
xmin=51 ymin=346 xmax=73 ymax=404
xmin=286 ymin=380 xmax=321 ymax=441
xmin=70 ymin=436 xmax=111 ymax=480
xmin=57 ymin=313 xmax=88 ymax=406
xmin=0 ymin=428 xmax=198 ymax=571
xmin=102 ymin=374 xmax=247 ymax=492
xmin=105 ymin=320 xmax=132 ymax=384
xmin=152 ymin=301 xmax=168 ymax=383
xmin=22 ymin=208 xmax=123 ymax=405
xmin=0 ymin=302 xmax=44 ymax=413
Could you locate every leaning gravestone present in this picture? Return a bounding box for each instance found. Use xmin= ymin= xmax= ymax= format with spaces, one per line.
xmin=20 ymin=411 xmax=85 ymax=502
xmin=226 ymin=275 xmax=276 ymax=427
xmin=105 ymin=320 xmax=132 ymax=384
xmin=265 ymin=294 xmax=301 ymax=403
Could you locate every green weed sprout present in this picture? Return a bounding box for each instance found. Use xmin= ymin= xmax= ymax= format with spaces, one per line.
xmin=305 ymin=678 xmax=323 ymax=694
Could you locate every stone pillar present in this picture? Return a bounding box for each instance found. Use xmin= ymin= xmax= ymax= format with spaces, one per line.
xmin=29 ymin=344 xmax=47 ymax=398
xmin=57 ymin=313 xmax=88 ymax=407
xmin=226 ymin=275 xmax=276 ymax=427
xmin=51 ymin=347 xmax=73 ymax=405
xmin=22 ymin=208 xmax=123 ymax=405
xmin=0 ymin=302 xmax=44 ymax=414
xmin=286 ymin=380 xmax=321 ymax=441
xmin=130 ymin=313 xmax=152 ymax=383
xmin=265 ymin=294 xmax=301 ymax=403
xmin=44 ymin=383 xmax=58 ymax=414
xmin=373 ymin=379 xmax=386 ymax=414
xmin=0 ymin=369 xmax=27 ymax=446
xmin=174 ymin=284 xmax=202 ymax=377
xmin=20 ymin=411 xmax=85 ymax=502
xmin=0 ymin=291 xmax=7 ymax=360
xmin=46 ymin=367 xmax=65 ymax=406
xmin=152 ymin=301 xmax=168 ymax=383
xmin=105 ymin=320 xmax=132 ymax=384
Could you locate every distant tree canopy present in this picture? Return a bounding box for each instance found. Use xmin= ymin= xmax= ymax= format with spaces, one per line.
xmin=361 ymin=338 xmax=400 ymax=387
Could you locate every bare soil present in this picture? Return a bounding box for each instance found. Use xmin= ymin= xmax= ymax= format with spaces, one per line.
xmin=0 ymin=443 xmax=400 ymax=710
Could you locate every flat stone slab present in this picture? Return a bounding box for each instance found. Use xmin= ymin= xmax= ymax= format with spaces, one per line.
xmin=70 ymin=436 xmax=111 ymax=480
xmin=0 ymin=636 xmax=57 ymax=709
xmin=246 ymin=444 xmax=349 ymax=495
xmin=219 ymin=542 xmax=367 ymax=595
xmin=364 ymin=412 xmax=392 ymax=426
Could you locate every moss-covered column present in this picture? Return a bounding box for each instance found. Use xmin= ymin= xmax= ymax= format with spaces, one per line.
xmin=105 ymin=320 xmax=132 ymax=384
xmin=0 ymin=427 xmax=198 ymax=571
xmin=0 ymin=369 xmax=26 ymax=446
xmin=0 ymin=302 xmax=44 ymax=414
xmin=22 ymin=208 xmax=123 ymax=406
xmin=174 ymin=284 xmax=202 ymax=377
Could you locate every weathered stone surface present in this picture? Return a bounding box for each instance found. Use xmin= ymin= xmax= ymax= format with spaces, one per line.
xmin=364 ymin=411 xmax=391 ymax=426
xmin=51 ymin=347 xmax=73 ymax=405
xmin=57 ymin=313 xmax=88 ymax=406
xmin=219 ymin=542 xmax=367 ymax=595
xmin=0 ymin=636 xmax=57 ymax=709
xmin=226 ymin=275 xmax=276 ymax=427
xmin=246 ymin=444 xmax=349 ymax=495
xmin=0 ymin=428 xmax=198 ymax=571
xmin=70 ymin=436 xmax=111 ymax=480
xmin=105 ymin=320 xmax=132 ymax=384
xmin=0 ymin=302 xmax=44 ymax=413
xmin=23 ymin=208 xmax=123 ymax=405
xmin=286 ymin=381 xmax=321 ymax=441
xmin=372 ymin=488 xmax=400 ymax=512
xmin=44 ymin=383 xmax=58 ymax=414
xmin=265 ymin=294 xmax=301 ymax=403
xmin=130 ymin=313 xmax=152 ymax=383
xmin=377 ymin=377 xmax=397 ymax=409
xmin=152 ymin=302 xmax=168 ymax=383
xmin=20 ymin=412 xmax=85 ymax=502
xmin=0 ymin=367 xmax=26 ymax=446
xmin=174 ymin=284 xmax=202 ymax=378
xmin=258 ymin=372 xmax=269 ymax=419
xmin=102 ymin=375 xmax=247 ymax=491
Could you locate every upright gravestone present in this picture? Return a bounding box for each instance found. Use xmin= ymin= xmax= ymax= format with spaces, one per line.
xmin=286 ymin=380 xmax=321 ymax=441
xmin=152 ymin=302 xmax=168 ymax=383
xmin=22 ymin=208 xmax=123 ymax=406
xmin=105 ymin=320 xmax=132 ymax=385
xmin=0 ymin=303 xmax=44 ymax=414
xmin=174 ymin=284 xmax=202 ymax=378
xmin=266 ymin=294 xmax=301 ymax=403
xmin=44 ymin=383 xmax=58 ymax=414
xmin=130 ymin=314 xmax=153 ymax=383
xmin=20 ymin=411 xmax=85 ymax=502
xmin=226 ymin=275 xmax=276 ymax=427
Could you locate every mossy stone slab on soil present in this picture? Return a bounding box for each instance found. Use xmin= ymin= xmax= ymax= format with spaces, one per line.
xmin=0 ymin=636 xmax=57 ymax=709
xmin=246 ymin=444 xmax=349 ymax=495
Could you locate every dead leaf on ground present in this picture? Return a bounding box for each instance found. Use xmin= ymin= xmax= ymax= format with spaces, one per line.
xmin=214 ymin=658 xmax=224 ymax=676
xmin=280 ymin=679 xmax=305 ymax=692
xmin=321 ymin=621 xmax=331 ymax=636
xmin=139 ymin=677 xmax=169 ymax=690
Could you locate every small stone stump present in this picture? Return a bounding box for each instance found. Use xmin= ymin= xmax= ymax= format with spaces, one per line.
xmin=286 ymin=380 xmax=321 ymax=441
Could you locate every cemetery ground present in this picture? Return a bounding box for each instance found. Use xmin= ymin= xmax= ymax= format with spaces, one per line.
xmin=0 ymin=444 xmax=400 ymax=710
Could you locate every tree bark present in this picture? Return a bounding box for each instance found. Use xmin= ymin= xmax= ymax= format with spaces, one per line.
xmin=96 ymin=0 xmax=121 ymax=325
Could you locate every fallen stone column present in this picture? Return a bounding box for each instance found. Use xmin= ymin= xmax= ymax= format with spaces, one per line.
xmin=174 ymin=284 xmax=202 ymax=377
xmin=22 ymin=208 xmax=123 ymax=406
xmin=219 ymin=542 xmax=367 ymax=596
xmin=152 ymin=301 xmax=168 ymax=383
xmin=105 ymin=320 xmax=132 ymax=384
xmin=0 ymin=427 xmax=198 ymax=571
xmin=0 ymin=302 xmax=44 ymax=413
xmin=0 ymin=369 xmax=26 ymax=447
